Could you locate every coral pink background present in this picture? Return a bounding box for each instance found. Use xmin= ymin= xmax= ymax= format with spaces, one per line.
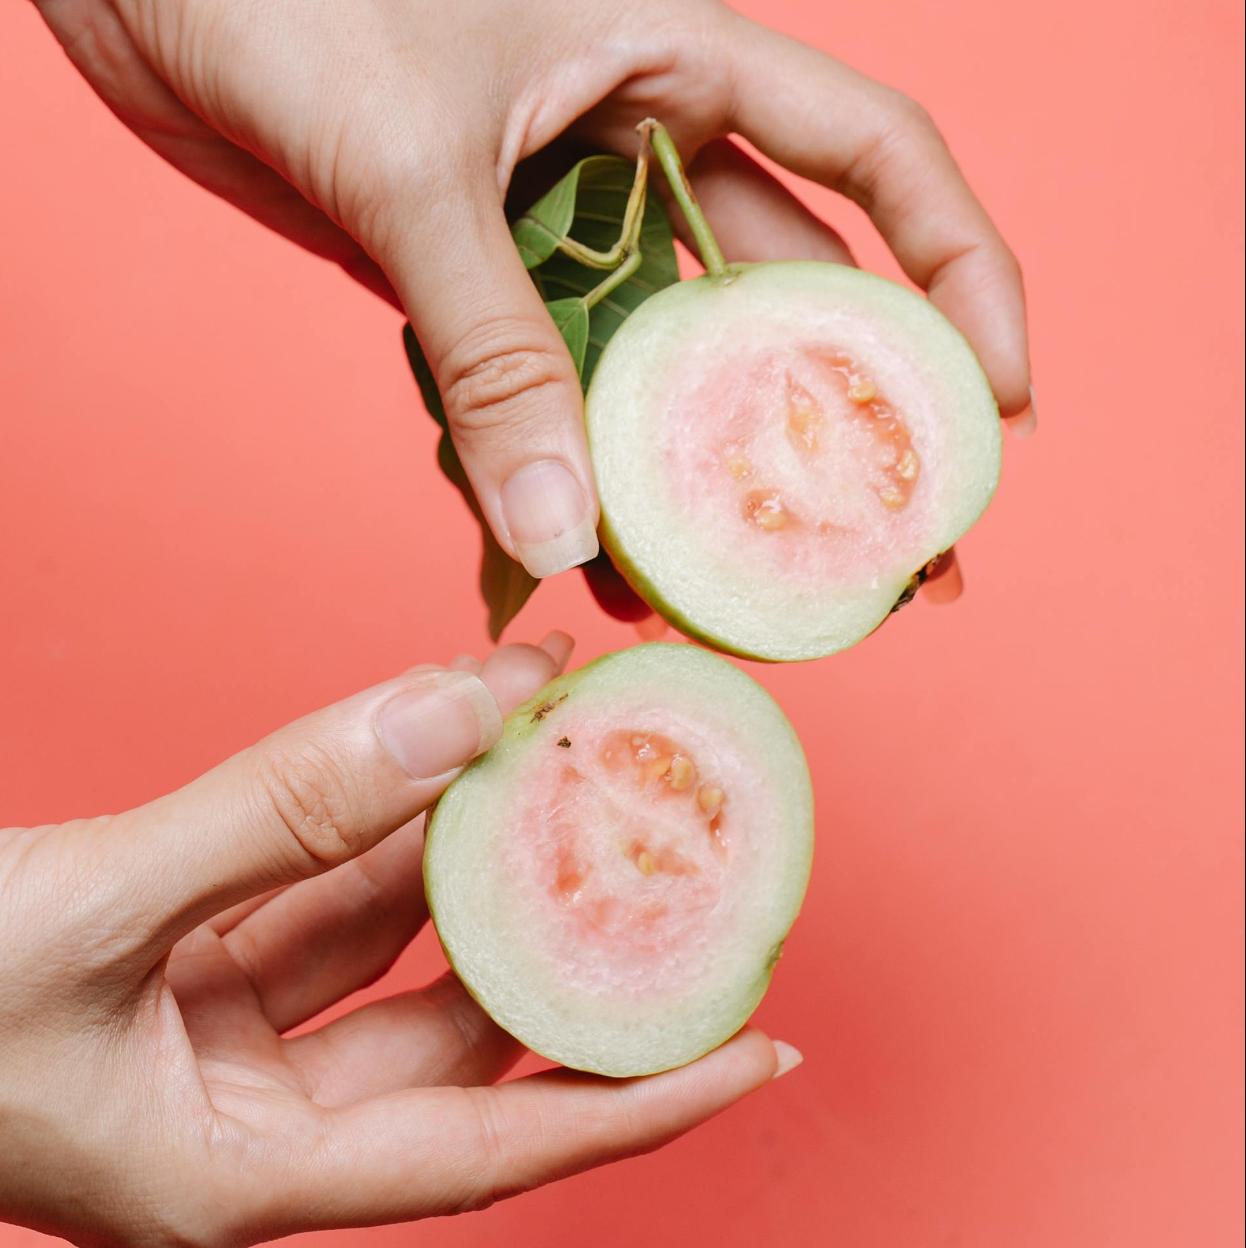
xmin=2 ymin=0 xmax=1242 ymax=1244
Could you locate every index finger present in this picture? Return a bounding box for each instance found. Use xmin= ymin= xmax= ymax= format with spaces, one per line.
xmin=718 ymin=14 xmax=1031 ymax=417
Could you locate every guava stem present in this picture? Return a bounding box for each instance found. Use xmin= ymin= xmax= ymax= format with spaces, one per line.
xmin=582 ymin=248 xmax=642 ymax=309
xmin=555 ymin=125 xmax=653 ymax=270
xmin=648 ymin=120 xmax=728 ymax=277
xmin=577 ymin=123 xmax=654 ymax=308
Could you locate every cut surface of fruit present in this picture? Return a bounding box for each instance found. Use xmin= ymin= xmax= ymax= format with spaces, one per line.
xmin=424 ymin=644 xmax=813 ymax=1077
xmin=585 ymin=261 xmax=1002 ymax=660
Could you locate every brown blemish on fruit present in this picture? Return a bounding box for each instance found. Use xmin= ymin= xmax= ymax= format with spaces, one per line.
xmin=888 ymin=554 xmax=947 ymax=616
xmin=556 ymin=736 xmax=571 ymax=749
xmin=888 ymin=574 xmax=922 ymax=615
xmin=531 ymin=693 xmax=568 ymax=723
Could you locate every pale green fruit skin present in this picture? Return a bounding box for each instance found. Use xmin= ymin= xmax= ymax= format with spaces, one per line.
xmin=424 ymin=644 xmax=814 ymax=1077
xmin=585 ymin=261 xmax=1003 ymax=662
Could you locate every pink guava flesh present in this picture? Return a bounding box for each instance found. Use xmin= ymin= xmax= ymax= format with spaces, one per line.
xmin=662 ymin=343 xmax=934 ymax=584
xmin=499 ymin=706 xmax=766 ymax=999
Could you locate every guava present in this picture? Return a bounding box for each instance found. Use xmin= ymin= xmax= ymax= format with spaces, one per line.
xmin=424 ymin=643 xmax=813 ymax=1077
xmin=585 ymin=260 xmax=1002 ymax=661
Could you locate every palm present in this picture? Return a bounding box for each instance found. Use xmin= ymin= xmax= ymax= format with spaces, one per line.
xmin=159 ymin=810 xmax=519 ymax=1130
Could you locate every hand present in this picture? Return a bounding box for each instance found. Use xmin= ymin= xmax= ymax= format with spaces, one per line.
xmin=0 ymin=634 xmax=791 ymax=1246
xmin=35 ymin=0 xmax=1031 ymax=597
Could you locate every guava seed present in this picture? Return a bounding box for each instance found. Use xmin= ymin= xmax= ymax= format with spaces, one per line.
xmin=847 ymin=377 xmax=878 ymax=404
xmin=668 ymin=756 xmax=695 ymax=790
xmin=895 ymin=449 xmax=919 ymax=481
xmin=697 ymin=784 xmax=724 ymax=818
xmin=785 ymin=375 xmax=822 ymax=452
xmin=744 ymin=490 xmax=790 ymax=531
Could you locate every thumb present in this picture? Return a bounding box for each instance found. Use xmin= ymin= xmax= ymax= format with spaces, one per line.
xmin=386 ymin=184 xmax=599 ymax=579
xmin=96 ymin=666 xmax=502 ymax=959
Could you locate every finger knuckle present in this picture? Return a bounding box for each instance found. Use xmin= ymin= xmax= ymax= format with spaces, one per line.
xmin=256 ymin=743 xmax=362 ymax=873
xmin=450 ymin=1087 xmax=515 ymax=1214
xmin=439 ymin=323 xmax=574 ymax=439
xmin=939 ymin=237 xmax=1024 ymax=304
xmin=118 ymin=1215 xmax=219 ymax=1248
xmin=352 ymin=147 xmax=466 ymax=254
xmin=839 ymin=90 xmax=946 ymax=212
xmin=884 ymin=88 xmax=940 ymax=139
xmin=996 ymin=241 xmax=1026 ymax=292
xmin=434 ymin=977 xmax=510 ymax=1072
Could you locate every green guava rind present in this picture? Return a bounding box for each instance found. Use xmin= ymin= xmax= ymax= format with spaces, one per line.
xmin=424 ymin=643 xmax=814 ymax=1077
xmin=585 ymin=261 xmax=1003 ymax=662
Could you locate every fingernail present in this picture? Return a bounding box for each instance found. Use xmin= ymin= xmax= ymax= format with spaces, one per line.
xmin=1006 ymin=385 xmax=1038 ymax=438
xmin=538 ymin=630 xmax=576 ymax=669
xmin=501 ymin=460 xmax=599 ymax=578
xmin=377 ymin=670 xmax=502 ymax=779
xmin=772 ymin=1040 xmax=804 ymax=1080
xmin=635 ymin=613 xmax=669 ymax=641
xmin=920 ymin=549 xmax=963 ymax=605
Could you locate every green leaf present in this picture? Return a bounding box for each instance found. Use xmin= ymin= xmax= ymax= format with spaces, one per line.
xmin=511 ymin=160 xmax=587 ymax=268
xmin=518 ymin=156 xmax=678 ymax=387
xmin=477 ymin=533 xmax=540 ymax=643
xmin=545 ymin=298 xmax=589 ymax=376
xmin=403 ymin=324 xmax=538 ymax=641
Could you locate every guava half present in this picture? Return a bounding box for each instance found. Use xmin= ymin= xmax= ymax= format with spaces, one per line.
xmin=585 ymin=261 xmax=1002 ymax=661
xmin=424 ymin=643 xmax=813 ymax=1077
